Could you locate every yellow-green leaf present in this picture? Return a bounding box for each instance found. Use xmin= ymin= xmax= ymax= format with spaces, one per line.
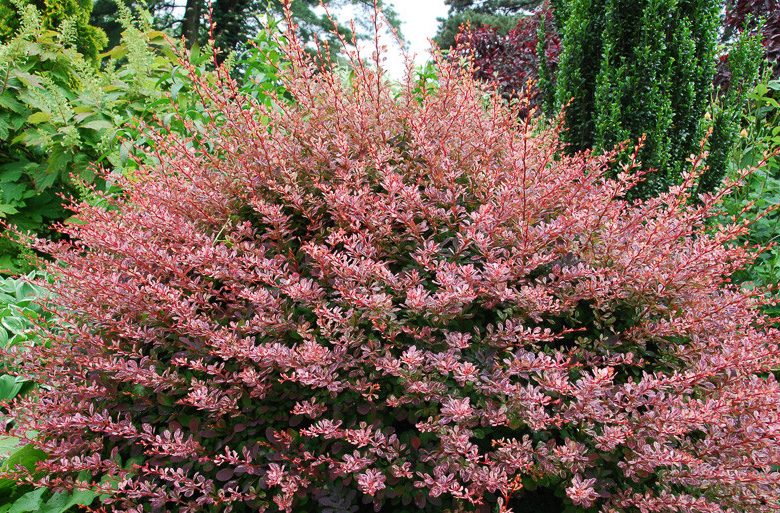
xmin=81 ymin=119 xmax=114 ymax=131
xmin=26 ymin=112 xmax=50 ymax=125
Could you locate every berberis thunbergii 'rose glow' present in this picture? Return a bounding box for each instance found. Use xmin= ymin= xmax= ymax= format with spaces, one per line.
xmin=4 ymin=7 xmax=780 ymax=513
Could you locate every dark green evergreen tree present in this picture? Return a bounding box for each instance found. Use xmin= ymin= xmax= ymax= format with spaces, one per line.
xmin=536 ymin=10 xmax=555 ymax=115
xmin=554 ymin=0 xmax=720 ymax=196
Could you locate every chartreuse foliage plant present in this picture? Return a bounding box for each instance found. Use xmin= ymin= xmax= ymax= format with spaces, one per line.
xmin=0 ymin=274 xmax=96 ymax=512
xmin=3 ymin=14 xmax=780 ymax=513
xmin=0 ymin=0 xmax=107 ymax=61
xmin=0 ymin=3 xmax=244 ymax=272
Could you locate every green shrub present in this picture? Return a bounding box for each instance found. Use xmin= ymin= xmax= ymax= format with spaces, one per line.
xmin=720 ymin=77 xmax=780 ymax=316
xmin=554 ymin=0 xmax=720 ymax=197
xmin=701 ymin=29 xmax=765 ymax=194
xmin=0 ymin=4 xmax=213 ymax=272
xmin=0 ymin=4 xmax=289 ymax=273
xmin=0 ymin=0 xmax=107 ymax=61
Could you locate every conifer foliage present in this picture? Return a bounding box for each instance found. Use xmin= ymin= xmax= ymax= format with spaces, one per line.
xmin=3 ymin=11 xmax=780 ymax=513
xmin=555 ymin=0 xmax=720 ymax=196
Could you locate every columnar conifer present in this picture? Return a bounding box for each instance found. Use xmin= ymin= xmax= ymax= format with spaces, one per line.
xmin=555 ymin=0 xmax=719 ymax=196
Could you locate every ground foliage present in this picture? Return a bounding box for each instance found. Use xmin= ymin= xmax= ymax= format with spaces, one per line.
xmin=2 ymin=9 xmax=780 ymax=513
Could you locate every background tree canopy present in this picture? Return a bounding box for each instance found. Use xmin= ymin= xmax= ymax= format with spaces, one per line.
xmin=89 ymin=0 xmax=400 ymax=55
xmin=435 ymin=0 xmax=542 ymax=49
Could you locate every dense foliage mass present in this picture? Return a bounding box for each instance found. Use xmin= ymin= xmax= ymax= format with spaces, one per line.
xmin=3 ymin=20 xmax=780 ymax=513
xmin=702 ymin=28 xmax=765 ymax=194
xmin=555 ymin=0 xmax=720 ymax=196
xmin=450 ymin=0 xmax=769 ymax=198
xmin=452 ymin=8 xmax=559 ymax=111
xmin=0 ymin=4 xmax=202 ymax=271
xmin=720 ymin=76 xmax=780 ymax=316
xmin=0 ymin=4 xmax=287 ymax=272
xmin=0 ymin=0 xmax=107 ymax=60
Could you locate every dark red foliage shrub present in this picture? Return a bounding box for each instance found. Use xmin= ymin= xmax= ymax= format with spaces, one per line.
xmin=453 ymin=8 xmax=559 ymax=104
xmin=4 ymin=16 xmax=780 ymax=513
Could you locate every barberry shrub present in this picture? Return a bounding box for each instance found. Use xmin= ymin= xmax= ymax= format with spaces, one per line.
xmin=4 ymin=15 xmax=780 ymax=513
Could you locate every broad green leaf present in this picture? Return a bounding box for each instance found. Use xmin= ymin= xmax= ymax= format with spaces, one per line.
xmin=81 ymin=119 xmax=113 ymax=131
xmin=99 ymin=45 xmax=128 ymax=60
xmin=0 ymin=375 xmax=24 ymax=401
xmin=39 ymin=490 xmax=96 ymax=513
xmin=38 ymin=152 xmax=70 ymax=188
xmin=0 ymin=117 xmax=9 ymax=140
xmin=0 ymin=95 xmax=25 ymax=113
xmin=73 ymin=111 xmax=93 ymax=123
xmin=146 ymin=30 xmax=168 ymax=42
xmin=0 ymin=204 xmax=20 ymax=217
xmin=9 ymin=73 xmax=38 ymax=91
xmin=0 ymin=437 xmax=21 ymax=459
xmin=0 ymin=280 xmax=17 ymax=295
xmin=8 ymin=488 xmax=45 ymax=513
xmin=119 ymin=140 xmax=131 ymax=165
xmin=1 ymin=316 xmax=26 ymax=335
xmin=0 ymin=162 xmax=33 ymax=183
xmin=0 ymin=444 xmax=46 ymax=474
xmin=14 ymin=281 xmax=37 ymax=301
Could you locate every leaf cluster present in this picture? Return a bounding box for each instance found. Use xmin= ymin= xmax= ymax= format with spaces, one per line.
xmin=719 ymin=77 xmax=780 ymax=315
xmin=0 ymin=4 xmax=284 ymax=272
